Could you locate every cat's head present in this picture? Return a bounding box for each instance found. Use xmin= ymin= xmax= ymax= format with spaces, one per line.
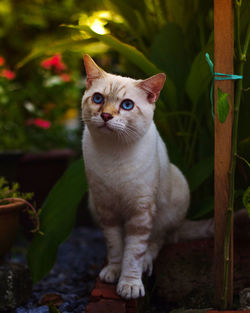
xmin=81 ymin=54 xmax=165 ymax=143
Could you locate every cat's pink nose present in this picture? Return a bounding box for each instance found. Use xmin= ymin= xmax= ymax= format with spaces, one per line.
xmin=101 ymin=112 xmax=113 ymax=122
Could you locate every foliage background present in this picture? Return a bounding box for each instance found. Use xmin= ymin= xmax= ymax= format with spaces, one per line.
xmin=0 ymin=0 xmax=249 ymax=282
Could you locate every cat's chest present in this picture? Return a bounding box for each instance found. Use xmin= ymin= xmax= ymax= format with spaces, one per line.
xmin=85 ymin=145 xmax=148 ymax=184
xmin=82 ymin=131 xmax=158 ymax=194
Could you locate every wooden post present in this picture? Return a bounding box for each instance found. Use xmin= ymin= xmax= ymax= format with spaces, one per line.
xmin=214 ymin=0 xmax=234 ymax=308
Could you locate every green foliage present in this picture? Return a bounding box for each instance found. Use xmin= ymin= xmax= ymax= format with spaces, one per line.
xmin=27 ymin=159 xmax=87 ymax=283
xmin=217 ymin=88 xmax=230 ymax=123
xmin=0 ymin=177 xmax=33 ymax=204
xmin=243 ymin=186 xmax=250 ymax=217
xmin=150 ymin=23 xmax=189 ymax=92
xmin=10 ymin=0 xmax=249 ymax=283
xmin=0 ymin=53 xmax=81 ymax=151
xmin=186 ymin=157 xmax=214 ymax=192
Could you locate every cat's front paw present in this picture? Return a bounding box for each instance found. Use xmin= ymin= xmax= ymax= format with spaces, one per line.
xmin=117 ymin=277 xmax=145 ymax=299
xmin=99 ymin=264 xmax=121 ymax=283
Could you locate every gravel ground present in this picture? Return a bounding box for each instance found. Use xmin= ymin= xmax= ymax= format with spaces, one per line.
xmin=13 ymin=227 xmax=106 ymax=313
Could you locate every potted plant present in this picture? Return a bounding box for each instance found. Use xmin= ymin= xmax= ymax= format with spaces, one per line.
xmin=0 ymin=177 xmax=39 ymax=262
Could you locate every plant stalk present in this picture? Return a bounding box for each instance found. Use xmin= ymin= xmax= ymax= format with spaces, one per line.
xmin=222 ymin=1 xmax=250 ymax=308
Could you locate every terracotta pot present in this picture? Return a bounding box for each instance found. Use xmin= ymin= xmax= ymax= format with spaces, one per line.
xmin=0 ymin=200 xmax=25 ymax=261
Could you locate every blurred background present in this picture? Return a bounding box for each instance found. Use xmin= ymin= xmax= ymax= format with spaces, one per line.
xmin=0 ymin=0 xmax=249 ymax=219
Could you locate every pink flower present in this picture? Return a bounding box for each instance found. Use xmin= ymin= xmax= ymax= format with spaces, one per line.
xmin=60 ymin=73 xmax=71 ymax=82
xmin=1 ymin=69 xmax=15 ymax=80
xmin=0 ymin=56 xmax=5 ymax=66
xmin=41 ymin=54 xmax=66 ymax=72
xmin=26 ymin=118 xmax=51 ymax=129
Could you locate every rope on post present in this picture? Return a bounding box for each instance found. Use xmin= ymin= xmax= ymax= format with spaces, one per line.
xmin=205 ymin=53 xmax=243 ymax=119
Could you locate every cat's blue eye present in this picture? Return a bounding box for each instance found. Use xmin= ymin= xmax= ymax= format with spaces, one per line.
xmin=120 ymin=99 xmax=134 ymax=111
xmin=92 ymin=93 xmax=104 ymax=104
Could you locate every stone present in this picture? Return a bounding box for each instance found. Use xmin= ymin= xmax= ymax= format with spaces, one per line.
xmin=0 ymin=263 xmax=32 ymax=310
xmin=29 ymin=306 xmax=49 ymax=313
xmin=240 ymin=288 xmax=250 ymax=310
xmin=16 ymin=307 xmax=29 ymax=313
xmin=74 ymin=304 xmax=86 ymax=313
xmin=59 ymin=302 xmax=73 ymax=312
xmin=39 ymin=293 xmax=64 ymax=307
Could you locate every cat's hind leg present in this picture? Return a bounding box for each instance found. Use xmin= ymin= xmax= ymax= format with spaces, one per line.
xmin=143 ymin=231 xmax=165 ymax=276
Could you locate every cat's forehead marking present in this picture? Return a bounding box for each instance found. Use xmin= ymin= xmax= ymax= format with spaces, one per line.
xmin=107 ymin=81 xmax=127 ymax=99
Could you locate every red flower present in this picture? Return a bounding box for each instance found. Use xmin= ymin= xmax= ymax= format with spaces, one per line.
xmin=41 ymin=54 xmax=66 ymax=72
xmin=0 ymin=56 xmax=5 ymax=66
xmin=1 ymin=69 xmax=15 ymax=80
xmin=60 ymin=73 xmax=71 ymax=82
xmin=26 ymin=118 xmax=51 ymax=129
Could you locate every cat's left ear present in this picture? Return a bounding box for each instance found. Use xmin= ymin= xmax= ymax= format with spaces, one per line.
xmin=138 ymin=73 xmax=166 ymax=103
xmin=83 ymin=54 xmax=106 ymax=89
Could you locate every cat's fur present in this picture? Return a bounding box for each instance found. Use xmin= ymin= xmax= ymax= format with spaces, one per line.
xmin=81 ymin=55 xmax=190 ymax=299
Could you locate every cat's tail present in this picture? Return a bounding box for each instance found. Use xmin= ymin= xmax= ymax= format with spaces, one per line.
xmin=171 ymin=218 xmax=214 ymax=243
xmin=171 ymin=209 xmax=249 ymax=243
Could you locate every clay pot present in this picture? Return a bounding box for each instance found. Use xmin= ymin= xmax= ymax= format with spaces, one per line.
xmin=0 ymin=200 xmax=26 ymax=262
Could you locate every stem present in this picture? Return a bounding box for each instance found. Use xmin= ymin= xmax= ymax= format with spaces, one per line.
xmin=222 ymin=1 xmax=250 ymax=308
xmin=0 ymin=197 xmax=40 ymax=233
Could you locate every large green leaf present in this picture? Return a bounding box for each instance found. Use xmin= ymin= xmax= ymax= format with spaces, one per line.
xmin=27 ymin=158 xmax=87 ymax=283
xmin=103 ymin=0 xmax=146 ymax=36
xmin=185 ymin=46 xmax=213 ymax=105
xmin=17 ymin=37 xmax=108 ymax=68
xmin=66 ymin=24 xmax=177 ymax=109
xmin=186 ymin=156 xmax=213 ymax=192
xmin=150 ymin=23 xmax=189 ymax=92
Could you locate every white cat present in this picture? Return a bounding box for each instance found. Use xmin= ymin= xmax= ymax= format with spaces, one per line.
xmin=81 ymin=54 xmax=190 ymax=299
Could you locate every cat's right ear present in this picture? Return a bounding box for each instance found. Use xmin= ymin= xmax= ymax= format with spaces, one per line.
xmin=138 ymin=73 xmax=166 ymax=104
xmin=83 ymin=54 xmax=105 ymax=89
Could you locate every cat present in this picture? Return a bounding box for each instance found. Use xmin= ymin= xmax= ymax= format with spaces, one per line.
xmin=81 ymin=54 xmax=190 ymax=300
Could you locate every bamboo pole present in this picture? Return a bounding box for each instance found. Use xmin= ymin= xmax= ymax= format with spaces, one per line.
xmin=214 ymin=0 xmax=234 ymax=308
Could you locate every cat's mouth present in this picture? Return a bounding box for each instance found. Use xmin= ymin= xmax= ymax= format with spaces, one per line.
xmin=98 ymin=123 xmax=114 ymax=132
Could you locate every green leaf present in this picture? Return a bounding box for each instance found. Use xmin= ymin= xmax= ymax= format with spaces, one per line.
xmin=49 ymin=304 xmax=61 ymax=313
xmin=185 ymin=45 xmax=213 ymax=105
xmin=243 ymin=186 xmax=250 ymax=218
xmin=27 ymin=158 xmax=87 ymax=283
xmin=18 ymin=37 xmax=106 ymax=68
xmin=236 ymin=154 xmax=250 ymax=167
xmin=186 ymin=156 xmax=214 ymax=192
xmin=150 ymin=23 xmax=189 ymax=92
xmin=103 ymin=0 xmax=145 ymax=35
xmin=217 ymin=88 xmax=230 ymax=123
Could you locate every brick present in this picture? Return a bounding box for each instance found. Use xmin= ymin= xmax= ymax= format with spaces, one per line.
xmin=91 ymin=287 xmax=121 ymax=300
xmin=89 ymin=277 xmax=138 ymax=313
xmin=91 ymin=278 xmax=121 ymax=300
xmin=86 ymin=299 xmax=126 ymax=313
